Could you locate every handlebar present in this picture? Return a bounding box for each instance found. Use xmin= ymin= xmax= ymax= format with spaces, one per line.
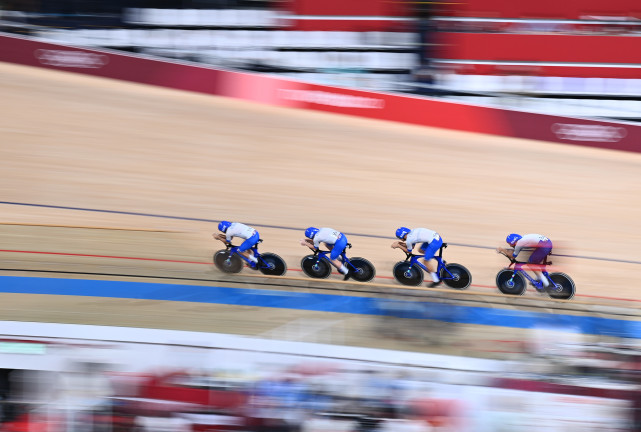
xmin=498 ymin=250 xmax=517 ymax=264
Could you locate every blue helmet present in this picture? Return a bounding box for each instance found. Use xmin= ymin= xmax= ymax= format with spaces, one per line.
xmin=305 ymin=227 xmax=319 ymax=239
xmin=506 ymin=233 xmax=522 ymax=247
xmin=218 ymin=221 xmax=232 ymax=233
xmin=396 ymin=227 xmax=411 ymax=240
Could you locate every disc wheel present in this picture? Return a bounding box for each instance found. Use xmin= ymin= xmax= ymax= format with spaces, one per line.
xmin=546 ymin=272 xmax=576 ymax=300
xmin=301 ymin=255 xmax=332 ymax=279
xmin=258 ymin=253 xmax=287 ymax=276
xmin=496 ymin=269 xmax=526 ymax=295
xmin=347 ymin=257 xmax=376 ymax=282
xmin=393 ymin=261 xmax=424 ymax=286
xmin=213 ymin=250 xmax=243 ymax=273
xmin=441 ymin=263 xmax=471 ymax=290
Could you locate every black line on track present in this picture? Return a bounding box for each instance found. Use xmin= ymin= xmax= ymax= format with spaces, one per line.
xmin=2 ymin=201 xmax=640 ymax=265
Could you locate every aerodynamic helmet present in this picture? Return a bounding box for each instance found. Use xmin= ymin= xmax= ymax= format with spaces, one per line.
xmin=506 ymin=233 xmax=522 ymax=247
xmin=395 ymin=227 xmax=411 ymax=240
xmin=218 ymin=221 xmax=232 ymax=233
xmin=305 ymin=227 xmax=319 ymax=239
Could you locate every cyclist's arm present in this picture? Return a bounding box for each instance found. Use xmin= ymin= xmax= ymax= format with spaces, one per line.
xmin=496 ymin=247 xmax=513 ymax=257
xmin=513 ymin=242 xmax=527 ymax=258
xmin=302 ymin=238 xmax=317 ymax=250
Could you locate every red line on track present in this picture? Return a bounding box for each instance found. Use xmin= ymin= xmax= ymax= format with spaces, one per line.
xmin=1 ymin=249 xmax=637 ymax=302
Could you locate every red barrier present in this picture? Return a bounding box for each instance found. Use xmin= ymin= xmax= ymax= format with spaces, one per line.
xmin=435 ymin=33 xmax=641 ymax=65
xmin=280 ymin=0 xmax=409 ymax=18
xmin=278 ymin=0 xmax=412 ymax=31
xmin=1 ymin=33 xmax=640 ymax=153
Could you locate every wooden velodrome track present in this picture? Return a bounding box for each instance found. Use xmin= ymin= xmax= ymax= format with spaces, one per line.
xmin=2 ymin=62 xmax=641 ymax=356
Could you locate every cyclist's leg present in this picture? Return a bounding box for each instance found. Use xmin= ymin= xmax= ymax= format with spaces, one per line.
xmin=529 ymin=245 xmax=552 ymax=286
xmin=422 ymin=238 xmax=443 ymax=282
xmin=329 ymin=235 xmax=349 ymax=275
xmin=238 ymin=232 xmax=260 ymax=264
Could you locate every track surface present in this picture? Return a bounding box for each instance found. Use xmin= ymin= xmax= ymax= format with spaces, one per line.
xmin=1 ymin=62 xmax=641 ymax=355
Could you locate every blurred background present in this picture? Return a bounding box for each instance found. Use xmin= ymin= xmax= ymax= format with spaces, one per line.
xmin=2 ymin=0 xmax=641 ymax=431
xmin=1 ymin=0 xmax=640 ymax=120
xmin=0 ymin=322 xmax=640 ymax=432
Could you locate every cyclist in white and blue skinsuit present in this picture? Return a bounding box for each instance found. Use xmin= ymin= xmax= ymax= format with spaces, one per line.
xmin=393 ymin=227 xmax=443 ymax=287
xmin=214 ymin=221 xmax=260 ymax=267
xmin=301 ymin=227 xmax=351 ymax=280
xmin=498 ymin=233 xmax=553 ymax=287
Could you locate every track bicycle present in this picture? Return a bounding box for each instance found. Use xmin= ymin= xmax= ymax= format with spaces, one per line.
xmin=392 ymin=243 xmax=471 ymax=289
xmin=300 ymin=243 xmax=376 ymax=282
xmin=214 ymin=239 xmax=287 ymax=276
xmin=496 ymin=251 xmax=575 ymax=300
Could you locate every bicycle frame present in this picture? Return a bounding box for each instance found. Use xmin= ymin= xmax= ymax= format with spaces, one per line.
xmin=404 ymin=244 xmax=457 ymax=280
xmin=224 ymin=240 xmax=264 ymax=268
xmin=505 ymin=260 xmax=552 ymax=291
xmin=311 ymin=244 xmax=356 ymax=269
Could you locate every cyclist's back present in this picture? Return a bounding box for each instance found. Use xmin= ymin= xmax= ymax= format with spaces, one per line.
xmin=406 ymin=228 xmax=440 ymax=252
xmin=225 ymin=222 xmax=257 ymax=242
xmin=313 ymin=227 xmax=343 ymax=248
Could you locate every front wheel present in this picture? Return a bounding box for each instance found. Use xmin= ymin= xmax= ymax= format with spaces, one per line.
xmin=301 ymin=255 xmax=332 ymax=279
xmin=496 ymin=269 xmax=526 ymax=295
xmin=546 ymin=273 xmax=575 ymax=300
xmin=214 ymin=250 xmax=243 ymax=273
xmin=347 ymin=257 xmax=376 ymax=283
xmin=393 ymin=261 xmax=424 ymax=286
xmin=258 ymin=253 xmax=287 ymax=276
xmin=441 ymin=263 xmax=471 ymax=290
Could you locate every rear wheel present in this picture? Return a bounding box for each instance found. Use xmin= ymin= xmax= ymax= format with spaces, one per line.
xmin=496 ymin=269 xmax=526 ymax=295
xmin=441 ymin=263 xmax=471 ymax=290
xmin=546 ymin=273 xmax=575 ymax=300
xmin=258 ymin=253 xmax=287 ymax=276
xmin=301 ymin=255 xmax=332 ymax=279
xmin=347 ymin=257 xmax=376 ymax=282
xmin=214 ymin=250 xmax=243 ymax=273
xmin=393 ymin=261 xmax=424 ymax=286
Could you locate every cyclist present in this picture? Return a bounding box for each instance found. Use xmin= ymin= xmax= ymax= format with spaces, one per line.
xmin=392 ymin=227 xmax=443 ymax=287
xmin=214 ymin=221 xmax=260 ymax=268
xmin=301 ymin=227 xmax=351 ymax=280
xmin=497 ymin=233 xmax=553 ymax=288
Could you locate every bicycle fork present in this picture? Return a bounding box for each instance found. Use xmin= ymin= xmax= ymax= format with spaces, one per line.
xmin=505 ymin=270 xmax=518 ymax=288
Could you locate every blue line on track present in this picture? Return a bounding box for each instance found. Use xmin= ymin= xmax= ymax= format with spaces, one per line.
xmin=2 ymin=201 xmax=640 ymax=265
xmin=2 ymin=275 xmax=640 ymax=339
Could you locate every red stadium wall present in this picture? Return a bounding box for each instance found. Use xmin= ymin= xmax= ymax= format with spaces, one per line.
xmin=434 ymin=33 xmax=641 ymax=78
xmin=278 ymin=0 xmax=412 ymax=31
xmin=436 ymin=33 xmax=641 ymax=64
xmin=1 ymin=33 xmax=639 ymax=153
xmin=281 ymin=0 xmax=409 ymax=17
xmin=430 ymin=0 xmax=641 ymax=79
